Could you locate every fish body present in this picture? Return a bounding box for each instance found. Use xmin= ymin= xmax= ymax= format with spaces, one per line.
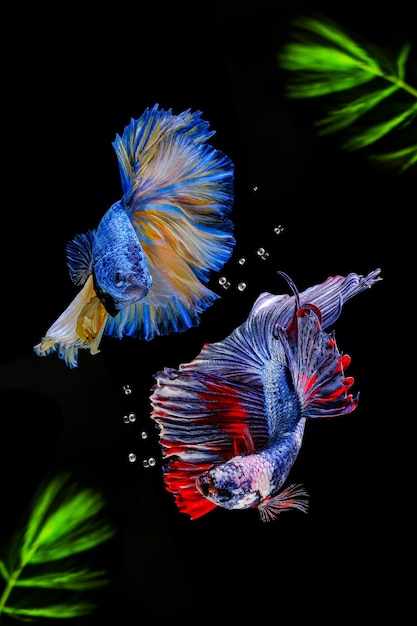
xmin=34 ymin=104 xmax=235 ymax=367
xmin=92 ymin=202 xmax=152 ymax=315
xmin=150 ymin=269 xmax=382 ymax=522
xmin=195 ymin=362 xmax=304 ymax=513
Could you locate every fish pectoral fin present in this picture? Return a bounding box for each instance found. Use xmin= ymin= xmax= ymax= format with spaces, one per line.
xmin=257 ymin=483 xmax=309 ymax=522
xmin=233 ymin=425 xmax=256 ymax=456
xmin=66 ymin=230 xmax=95 ymax=286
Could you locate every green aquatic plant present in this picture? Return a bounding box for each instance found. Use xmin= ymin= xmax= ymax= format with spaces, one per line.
xmin=0 ymin=472 xmax=116 ymax=621
xmin=278 ymin=15 xmax=417 ymax=172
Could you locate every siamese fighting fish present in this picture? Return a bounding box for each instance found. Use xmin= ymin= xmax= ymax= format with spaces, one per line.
xmin=150 ymin=269 xmax=382 ymax=522
xmin=34 ymin=104 xmax=235 ymax=368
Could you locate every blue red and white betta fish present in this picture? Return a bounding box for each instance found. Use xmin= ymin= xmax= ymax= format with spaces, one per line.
xmin=34 ymin=104 xmax=235 ymax=368
xmin=150 ymin=269 xmax=382 ymax=522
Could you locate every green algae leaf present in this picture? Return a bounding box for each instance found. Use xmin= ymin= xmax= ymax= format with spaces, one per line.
xmin=0 ymin=472 xmax=116 ymax=621
xmin=278 ymin=15 xmax=417 ymax=171
xmin=369 ymin=143 xmax=417 ymax=172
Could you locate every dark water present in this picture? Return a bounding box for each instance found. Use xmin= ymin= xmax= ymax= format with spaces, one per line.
xmin=1 ymin=1 xmax=412 ymax=622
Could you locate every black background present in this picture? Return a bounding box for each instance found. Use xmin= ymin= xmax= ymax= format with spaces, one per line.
xmin=0 ymin=1 xmax=412 ymax=622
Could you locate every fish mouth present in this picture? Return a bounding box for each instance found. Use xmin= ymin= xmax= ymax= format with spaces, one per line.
xmin=95 ymin=291 xmax=120 ymax=317
xmin=93 ymin=273 xmax=149 ymax=316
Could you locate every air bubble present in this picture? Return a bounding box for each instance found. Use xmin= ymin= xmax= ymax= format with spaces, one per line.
xmin=143 ymin=457 xmax=156 ymax=468
xmin=128 ymin=453 xmax=136 ymax=463
xmin=123 ymin=413 xmax=136 ymax=424
xmin=122 ymin=384 xmax=132 ymax=396
xmin=256 ymin=247 xmax=270 ymax=261
xmin=218 ymin=276 xmax=231 ymax=289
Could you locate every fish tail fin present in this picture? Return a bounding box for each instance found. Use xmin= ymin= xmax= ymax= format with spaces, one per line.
xmin=150 ymin=367 xmax=268 ymax=519
xmin=277 ymin=274 xmax=359 ymax=419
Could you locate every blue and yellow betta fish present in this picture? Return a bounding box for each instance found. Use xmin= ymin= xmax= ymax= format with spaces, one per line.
xmin=34 ymin=104 xmax=235 ymax=368
xmin=150 ymin=269 xmax=382 ymax=522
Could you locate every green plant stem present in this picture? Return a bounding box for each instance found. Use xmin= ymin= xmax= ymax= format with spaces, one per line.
xmin=0 ymin=567 xmax=22 ymax=615
xmin=385 ymin=75 xmax=417 ymax=98
xmin=354 ymin=62 xmax=417 ymax=97
xmin=0 ymin=543 xmax=38 ymax=616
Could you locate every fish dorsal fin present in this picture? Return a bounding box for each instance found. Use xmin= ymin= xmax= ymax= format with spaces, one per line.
xmin=276 ymin=273 xmax=359 ymax=418
xmin=66 ymin=230 xmax=95 ymax=286
xmin=150 ymin=368 xmax=268 ymax=519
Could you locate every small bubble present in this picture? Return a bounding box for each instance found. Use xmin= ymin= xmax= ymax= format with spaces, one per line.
xmin=128 ymin=453 xmax=136 ymax=463
xmin=122 ymin=384 xmax=132 ymax=396
xmin=141 ymin=431 xmax=148 ymax=440
xmin=256 ymin=247 xmax=270 ymax=261
xmin=142 ymin=457 xmax=156 ymax=468
xmin=123 ymin=413 xmax=136 ymax=424
xmin=238 ymin=257 xmax=246 ymax=265
xmin=219 ymin=276 xmax=231 ymax=289
xmin=237 ymin=282 xmax=247 ymax=292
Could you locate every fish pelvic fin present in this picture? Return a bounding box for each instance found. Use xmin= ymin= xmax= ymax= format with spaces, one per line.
xmin=150 ymin=367 xmax=268 ymax=519
xmin=34 ymin=276 xmax=108 ymax=368
xmin=276 ymin=274 xmax=359 ymax=418
xmin=258 ymin=483 xmax=309 ymax=522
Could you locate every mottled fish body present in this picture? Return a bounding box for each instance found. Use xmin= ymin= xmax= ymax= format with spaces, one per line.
xmin=91 ymin=202 xmax=152 ymax=315
xmin=150 ymin=269 xmax=382 ymax=521
xmin=34 ymin=104 xmax=235 ymax=367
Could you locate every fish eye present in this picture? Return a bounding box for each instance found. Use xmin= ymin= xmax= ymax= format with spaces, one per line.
xmin=197 ymin=474 xmax=233 ymax=501
xmin=114 ymin=271 xmax=126 ymax=287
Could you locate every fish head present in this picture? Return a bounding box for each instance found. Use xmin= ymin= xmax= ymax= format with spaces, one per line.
xmin=93 ymin=252 xmax=152 ymax=316
xmin=195 ymin=457 xmax=261 ymax=511
xmin=92 ymin=203 xmax=153 ymax=316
